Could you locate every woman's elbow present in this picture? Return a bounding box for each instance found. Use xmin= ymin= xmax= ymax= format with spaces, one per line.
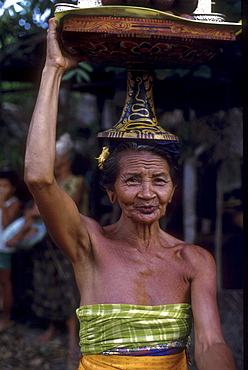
xmin=24 ymin=168 xmax=54 ymax=191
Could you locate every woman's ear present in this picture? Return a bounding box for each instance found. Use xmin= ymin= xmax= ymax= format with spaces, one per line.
xmin=107 ymin=189 xmax=117 ymax=204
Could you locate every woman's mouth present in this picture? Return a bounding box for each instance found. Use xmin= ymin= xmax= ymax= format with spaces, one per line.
xmin=137 ymin=206 xmax=157 ymax=214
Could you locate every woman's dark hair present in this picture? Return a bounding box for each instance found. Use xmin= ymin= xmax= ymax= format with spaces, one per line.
xmin=100 ymin=141 xmax=180 ymax=191
xmin=0 ymin=170 xmax=19 ymax=187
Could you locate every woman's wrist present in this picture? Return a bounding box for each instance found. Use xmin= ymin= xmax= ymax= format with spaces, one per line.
xmin=42 ymin=63 xmax=66 ymax=79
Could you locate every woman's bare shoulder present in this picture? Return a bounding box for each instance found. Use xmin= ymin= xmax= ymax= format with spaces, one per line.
xmin=181 ymin=241 xmax=214 ymax=258
xmin=178 ymin=242 xmax=216 ymax=278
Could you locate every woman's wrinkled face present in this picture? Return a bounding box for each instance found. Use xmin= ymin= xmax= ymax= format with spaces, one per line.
xmin=54 ymin=154 xmax=71 ymax=177
xmin=107 ymin=150 xmax=175 ymax=224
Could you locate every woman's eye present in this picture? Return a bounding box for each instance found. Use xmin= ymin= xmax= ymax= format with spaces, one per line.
xmin=154 ymin=178 xmax=166 ymax=184
xmin=127 ymin=177 xmax=138 ymax=183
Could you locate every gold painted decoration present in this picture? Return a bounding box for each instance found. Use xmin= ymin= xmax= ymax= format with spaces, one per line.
xmin=54 ymin=4 xmax=241 ymax=149
xmin=58 ymin=13 xmax=240 ymax=69
xmin=61 ymin=16 xmax=238 ymax=40
xmin=97 ymin=69 xmax=178 ymax=141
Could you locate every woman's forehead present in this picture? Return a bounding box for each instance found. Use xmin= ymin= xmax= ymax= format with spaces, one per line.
xmin=118 ymin=150 xmax=170 ymax=170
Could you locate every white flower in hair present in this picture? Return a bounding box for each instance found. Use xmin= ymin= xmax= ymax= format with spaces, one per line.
xmin=56 ymin=133 xmax=74 ymax=156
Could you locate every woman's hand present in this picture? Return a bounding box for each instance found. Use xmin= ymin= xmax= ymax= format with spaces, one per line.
xmin=45 ymin=18 xmax=80 ymax=73
xmin=6 ymin=235 xmax=19 ymax=248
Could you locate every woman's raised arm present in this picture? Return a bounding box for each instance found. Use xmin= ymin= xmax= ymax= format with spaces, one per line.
xmin=24 ymin=18 xmax=90 ymax=262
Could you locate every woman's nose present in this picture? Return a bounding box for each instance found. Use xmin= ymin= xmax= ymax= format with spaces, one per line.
xmin=138 ymin=182 xmax=155 ymax=199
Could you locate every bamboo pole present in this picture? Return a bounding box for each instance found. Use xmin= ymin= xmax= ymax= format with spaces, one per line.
xmin=214 ymin=165 xmax=224 ymax=292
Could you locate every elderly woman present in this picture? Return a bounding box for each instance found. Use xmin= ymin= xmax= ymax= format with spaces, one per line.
xmin=24 ymin=18 xmax=235 ymax=370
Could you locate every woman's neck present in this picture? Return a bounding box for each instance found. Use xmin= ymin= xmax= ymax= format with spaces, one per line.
xmin=108 ymin=215 xmax=162 ymax=253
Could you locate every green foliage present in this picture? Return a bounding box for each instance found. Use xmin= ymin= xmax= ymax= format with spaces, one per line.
xmin=1 ymin=81 xmax=34 ymax=105
xmin=0 ymin=0 xmax=52 ymax=64
xmin=1 ymin=81 xmax=33 ymax=90
xmin=62 ymin=62 xmax=94 ymax=83
xmin=0 ymin=145 xmax=24 ymax=172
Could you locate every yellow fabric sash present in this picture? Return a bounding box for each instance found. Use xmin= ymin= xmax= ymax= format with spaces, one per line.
xmin=77 ymin=351 xmax=187 ymax=370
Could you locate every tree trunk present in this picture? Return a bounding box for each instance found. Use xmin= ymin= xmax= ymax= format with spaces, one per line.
xmin=183 ymin=143 xmax=208 ymax=243
xmin=183 ymin=156 xmax=197 ymax=243
xmin=214 ymin=164 xmax=224 ymax=291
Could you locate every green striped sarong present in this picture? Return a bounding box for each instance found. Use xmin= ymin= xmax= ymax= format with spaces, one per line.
xmin=76 ymin=303 xmax=192 ymax=355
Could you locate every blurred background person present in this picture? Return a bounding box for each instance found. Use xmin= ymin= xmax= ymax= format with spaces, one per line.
xmin=32 ymin=133 xmax=89 ymax=369
xmin=0 ymin=170 xmax=21 ymax=331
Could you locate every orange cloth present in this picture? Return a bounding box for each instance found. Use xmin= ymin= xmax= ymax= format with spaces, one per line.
xmin=77 ymin=351 xmax=187 ymax=370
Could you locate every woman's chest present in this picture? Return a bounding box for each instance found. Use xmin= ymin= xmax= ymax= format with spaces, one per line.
xmin=92 ymin=245 xmax=191 ymax=305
